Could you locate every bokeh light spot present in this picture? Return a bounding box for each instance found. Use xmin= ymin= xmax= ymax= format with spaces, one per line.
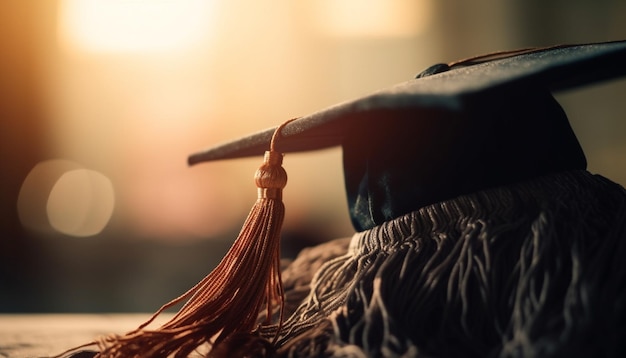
xmin=17 ymin=160 xmax=115 ymax=237
xmin=17 ymin=159 xmax=81 ymax=234
xmin=46 ymin=169 xmax=115 ymax=237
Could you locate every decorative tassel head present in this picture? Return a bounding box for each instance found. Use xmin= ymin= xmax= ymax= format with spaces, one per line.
xmin=256 ymin=151 xmax=287 ymax=200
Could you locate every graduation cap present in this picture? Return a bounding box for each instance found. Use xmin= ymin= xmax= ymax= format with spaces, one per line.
xmin=190 ymin=41 xmax=626 ymax=231
xmin=65 ymin=41 xmax=626 ymax=357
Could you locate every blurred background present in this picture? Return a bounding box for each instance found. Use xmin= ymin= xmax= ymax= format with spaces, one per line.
xmin=1 ymin=0 xmax=625 ymax=312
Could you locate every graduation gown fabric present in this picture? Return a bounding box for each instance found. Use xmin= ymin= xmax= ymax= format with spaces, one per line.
xmin=258 ymin=170 xmax=626 ymax=357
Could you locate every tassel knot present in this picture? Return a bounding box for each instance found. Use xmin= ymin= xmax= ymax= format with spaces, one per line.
xmin=255 ymin=151 xmax=288 ymax=191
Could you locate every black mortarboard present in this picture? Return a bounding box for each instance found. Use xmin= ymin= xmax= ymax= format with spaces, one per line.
xmin=189 ymin=41 xmax=626 ymax=232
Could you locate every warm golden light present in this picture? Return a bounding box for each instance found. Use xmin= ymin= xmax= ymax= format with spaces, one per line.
xmin=310 ymin=0 xmax=433 ymax=37
xmin=45 ymin=0 xmax=430 ymax=242
xmin=58 ymin=0 xmax=215 ymax=53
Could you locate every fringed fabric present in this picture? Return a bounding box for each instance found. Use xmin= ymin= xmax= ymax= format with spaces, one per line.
xmin=263 ymin=170 xmax=626 ymax=357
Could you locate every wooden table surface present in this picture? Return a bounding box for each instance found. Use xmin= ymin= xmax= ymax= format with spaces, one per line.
xmin=0 ymin=314 xmax=172 ymax=358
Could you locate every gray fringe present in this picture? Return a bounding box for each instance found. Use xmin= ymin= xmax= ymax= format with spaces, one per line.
xmin=261 ymin=170 xmax=626 ymax=358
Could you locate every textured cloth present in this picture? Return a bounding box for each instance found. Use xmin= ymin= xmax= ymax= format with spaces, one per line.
xmin=259 ymin=170 xmax=626 ymax=357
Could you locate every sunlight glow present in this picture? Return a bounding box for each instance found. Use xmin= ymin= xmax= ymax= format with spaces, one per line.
xmin=58 ymin=0 xmax=215 ymax=53
xmin=311 ymin=0 xmax=432 ymax=38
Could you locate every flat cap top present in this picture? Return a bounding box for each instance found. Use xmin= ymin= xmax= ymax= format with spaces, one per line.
xmin=189 ymin=41 xmax=626 ymax=164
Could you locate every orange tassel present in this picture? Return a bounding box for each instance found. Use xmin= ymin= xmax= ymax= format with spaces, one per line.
xmin=90 ymin=121 xmax=293 ymax=357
